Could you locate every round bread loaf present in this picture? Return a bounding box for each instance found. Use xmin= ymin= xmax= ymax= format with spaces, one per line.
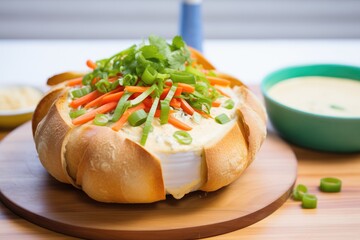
xmin=33 ymin=37 xmax=267 ymax=203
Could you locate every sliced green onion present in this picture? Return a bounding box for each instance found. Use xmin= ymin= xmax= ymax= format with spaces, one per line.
xmin=120 ymin=74 xmax=137 ymax=86
xmin=173 ymin=131 xmax=192 ymax=145
xmin=128 ymin=109 xmax=147 ymax=126
xmin=156 ymin=73 xmax=170 ymax=81
xmin=160 ymin=100 xmax=170 ymax=124
xmin=69 ymin=109 xmax=86 ymax=119
xmin=164 ymin=85 xmax=177 ymax=102
xmin=130 ymin=84 xmax=156 ymax=106
xmin=70 ymin=86 xmax=91 ymax=98
xmin=320 ymin=177 xmax=342 ymax=192
xmin=301 ymin=193 xmax=317 ymax=209
xmin=112 ymin=92 xmax=132 ymax=122
xmin=222 ymin=99 xmax=235 ymax=109
xmin=93 ymin=114 xmax=108 ymax=126
xmin=160 ymin=85 xmax=177 ymax=124
xmin=140 ymin=96 xmax=159 ymax=146
xmin=215 ymin=113 xmax=230 ymax=124
xmin=292 ymin=184 xmax=308 ymax=201
xmin=170 ymin=71 xmax=195 ymax=84
xmin=95 ymin=79 xmax=111 ymax=93
xmin=185 ymin=66 xmax=206 ymax=78
xmin=189 ymin=91 xmax=212 ymax=114
xmin=142 ymin=65 xmax=158 ymax=85
xmin=195 ymin=81 xmax=209 ymax=95
xmin=110 ymin=78 xmax=120 ymax=90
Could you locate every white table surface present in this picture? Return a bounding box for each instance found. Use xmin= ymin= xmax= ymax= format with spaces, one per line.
xmin=1 ymin=39 xmax=360 ymax=90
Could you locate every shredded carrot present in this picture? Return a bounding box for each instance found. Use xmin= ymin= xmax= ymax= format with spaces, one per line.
xmin=170 ymin=98 xmax=181 ymax=108
xmin=86 ymin=60 xmax=97 ymax=70
xmin=207 ymin=76 xmax=231 ymax=86
xmin=69 ymin=90 xmax=103 ymax=109
xmin=179 ymin=98 xmax=195 ymax=115
xmin=160 ymin=88 xmax=171 ymax=100
xmin=112 ymin=103 xmax=146 ymax=131
xmin=212 ymin=101 xmax=221 ymax=107
xmin=66 ymin=77 xmax=83 ymax=87
xmin=160 ymin=87 xmax=183 ymax=100
xmin=165 ymin=82 xmax=194 ymax=93
xmin=91 ymin=77 xmax=100 ymax=85
xmin=108 ymin=76 xmax=119 ymax=82
xmin=215 ymin=86 xmax=231 ymax=98
xmin=194 ymin=109 xmax=212 ymax=119
xmin=84 ymin=87 xmax=122 ymax=109
xmin=165 ymin=82 xmax=172 ymax=87
xmin=144 ymin=109 xmax=175 ymax=118
xmin=72 ymin=102 xmax=117 ymax=125
xmin=174 ymin=87 xmax=183 ymax=96
xmin=125 ymin=86 xmax=149 ymax=93
xmin=142 ymin=97 xmax=153 ymax=108
xmin=129 ymin=92 xmax=142 ymax=100
xmin=101 ymin=91 xmax=125 ymax=105
xmin=177 ymin=83 xmax=195 ymax=93
xmin=168 ymin=115 xmax=192 ymax=131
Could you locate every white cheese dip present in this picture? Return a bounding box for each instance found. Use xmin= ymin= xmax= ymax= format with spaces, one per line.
xmin=119 ymin=86 xmax=242 ymax=198
xmin=268 ymin=76 xmax=360 ymax=117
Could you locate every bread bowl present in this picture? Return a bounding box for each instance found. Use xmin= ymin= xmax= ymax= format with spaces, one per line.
xmin=33 ymin=36 xmax=267 ymax=203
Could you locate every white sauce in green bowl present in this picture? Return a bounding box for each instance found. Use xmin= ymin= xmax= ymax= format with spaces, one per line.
xmin=268 ymin=76 xmax=360 ymax=117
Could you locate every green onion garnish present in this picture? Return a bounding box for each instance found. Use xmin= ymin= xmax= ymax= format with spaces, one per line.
xmin=173 ymin=131 xmax=192 ymax=145
xmin=95 ymin=79 xmax=111 ymax=93
xmin=140 ymin=96 xmax=159 ymax=146
xmin=160 ymin=100 xmax=170 ymax=124
xmin=128 ymin=109 xmax=147 ymax=127
xmin=164 ymin=85 xmax=177 ymax=102
xmin=320 ymin=177 xmax=342 ymax=192
xmin=130 ymin=84 xmax=157 ymax=106
xmin=119 ymin=74 xmax=137 ymax=87
xmin=170 ymin=71 xmax=195 ymax=84
xmin=70 ymin=86 xmax=91 ymax=98
xmin=112 ymin=92 xmax=132 ymax=122
xmin=93 ymin=114 xmax=108 ymax=126
xmin=160 ymin=85 xmax=177 ymax=124
xmin=215 ymin=113 xmax=230 ymax=124
xmin=223 ymin=99 xmax=235 ymax=109
xmin=301 ymin=193 xmax=317 ymax=209
xmin=142 ymin=65 xmax=158 ymax=85
xmin=292 ymin=184 xmax=308 ymax=201
xmin=69 ymin=109 xmax=86 ymax=119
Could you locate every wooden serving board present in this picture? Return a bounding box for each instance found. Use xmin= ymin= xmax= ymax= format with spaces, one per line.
xmin=0 ymin=122 xmax=297 ymax=240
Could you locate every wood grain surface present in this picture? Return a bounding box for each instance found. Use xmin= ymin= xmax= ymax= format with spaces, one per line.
xmin=1 ymin=131 xmax=360 ymax=240
xmin=0 ymin=122 xmax=296 ymax=240
xmin=1 ymin=85 xmax=360 ymax=239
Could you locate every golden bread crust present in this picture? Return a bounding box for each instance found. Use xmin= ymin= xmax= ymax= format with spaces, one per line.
xmin=235 ymin=86 xmax=267 ymax=166
xmin=47 ymin=72 xmax=85 ymax=86
xmin=34 ymin=91 xmax=73 ymax=183
xmin=33 ymin=76 xmax=267 ymax=203
xmin=200 ymin=121 xmax=248 ymax=192
xmin=64 ymin=125 xmax=165 ymax=203
xmin=32 ymin=85 xmax=66 ymax=136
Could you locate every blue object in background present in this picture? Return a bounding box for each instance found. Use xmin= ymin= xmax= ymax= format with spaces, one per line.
xmin=179 ymin=0 xmax=203 ymax=52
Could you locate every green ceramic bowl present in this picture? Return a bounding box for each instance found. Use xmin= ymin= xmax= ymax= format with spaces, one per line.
xmin=261 ymin=64 xmax=360 ymax=153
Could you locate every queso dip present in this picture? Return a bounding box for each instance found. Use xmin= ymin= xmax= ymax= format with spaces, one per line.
xmin=268 ymin=76 xmax=360 ymax=117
